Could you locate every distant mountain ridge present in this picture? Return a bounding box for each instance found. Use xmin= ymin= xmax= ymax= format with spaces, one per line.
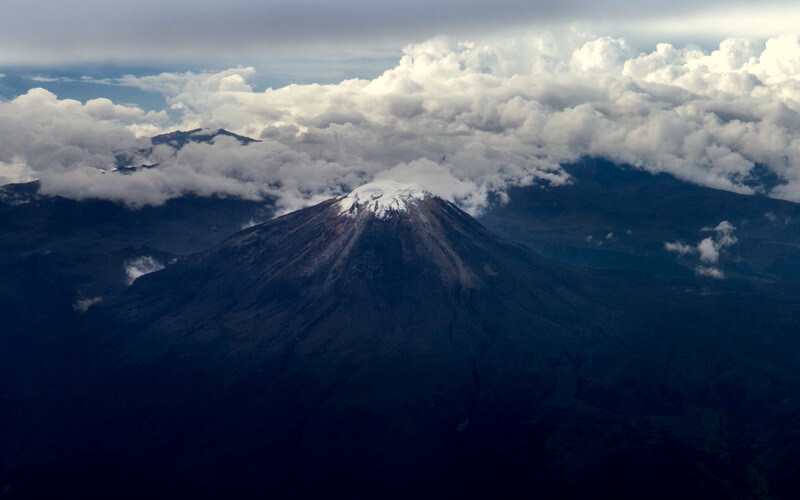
xmin=112 ymin=128 xmax=259 ymax=173
xmin=478 ymin=158 xmax=800 ymax=282
xmin=150 ymin=127 xmax=259 ymax=149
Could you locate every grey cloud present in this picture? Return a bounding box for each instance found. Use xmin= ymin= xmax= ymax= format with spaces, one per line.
xmin=0 ymin=0 xmax=775 ymax=64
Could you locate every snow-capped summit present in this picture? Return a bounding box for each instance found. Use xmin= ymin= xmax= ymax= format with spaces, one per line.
xmin=337 ymin=181 xmax=427 ymax=219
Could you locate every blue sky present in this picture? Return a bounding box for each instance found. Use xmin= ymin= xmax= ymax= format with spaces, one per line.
xmin=0 ymin=57 xmax=398 ymax=111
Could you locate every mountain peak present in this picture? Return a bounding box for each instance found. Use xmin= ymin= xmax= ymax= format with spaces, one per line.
xmin=337 ymin=181 xmax=427 ymax=219
xmin=150 ymin=128 xmax=258 ymax=149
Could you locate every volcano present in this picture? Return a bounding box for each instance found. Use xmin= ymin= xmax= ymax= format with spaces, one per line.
xmin=6 ymin=182 xmax=800 ymax=498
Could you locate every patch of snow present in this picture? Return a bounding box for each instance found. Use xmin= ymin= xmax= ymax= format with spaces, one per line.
xmin=338 ymin=181 xmax=426 ymax=219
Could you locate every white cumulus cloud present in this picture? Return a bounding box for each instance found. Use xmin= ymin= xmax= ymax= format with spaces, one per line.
xmin=698 ymin=237 xmax=720 ymax=263
xmin=665 ymin=220 xmax=737 ymax=269
xmin=4 ymin=32 xmax=800 ymax=215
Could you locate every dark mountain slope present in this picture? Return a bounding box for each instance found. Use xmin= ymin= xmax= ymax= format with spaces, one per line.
xmin=0 ymin=182 xmax=273 ymax=337
xmin=478 ymin=158 xmax=800 ymax=282
xmin=0 ymin=181 xmax=272 ymax=260
xmin=4 ymin=184 xmax=800 ymax=498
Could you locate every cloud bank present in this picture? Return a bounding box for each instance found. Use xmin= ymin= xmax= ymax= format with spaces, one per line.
xmin=3 ymin=32 xmax=800 ymax=214
xmin=0 ymin=1 xmax=797 ymax=64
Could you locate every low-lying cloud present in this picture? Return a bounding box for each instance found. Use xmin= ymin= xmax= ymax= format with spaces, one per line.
xmin=665 ymin=220 xmax=737 ymax=277
xmin=664 ymin=241 xmax=695 ymax=255
xmin=3 ymin=32 xmax=800 ymax=214
xmin=73 ymin=296 xmax=103 ymax=312
xmin=695 ymin=265 xmax=725 ymax=279
xmin=125 ymin=256 xmax=166 ymax=285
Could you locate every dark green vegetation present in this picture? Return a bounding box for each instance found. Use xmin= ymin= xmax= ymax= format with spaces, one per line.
xmin=0 ymin=180 xmax=272 ymax=329
xmin=2 ymin=160 xmax=800 ymax=498
xmin=479 ymin=159 xmax=800 ymax=283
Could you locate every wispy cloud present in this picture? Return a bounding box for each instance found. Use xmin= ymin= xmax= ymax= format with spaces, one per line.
xmin=73 ymin=296 xmax=102 ymax=312
xmin=29 ymin=76 xmax=71 ymax=83
xmin=125 ymin=256 xmax=165 ymax=285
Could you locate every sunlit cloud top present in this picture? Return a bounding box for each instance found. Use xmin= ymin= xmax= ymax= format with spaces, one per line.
xmin=2 ymin=29 xmax=800 ymax=216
